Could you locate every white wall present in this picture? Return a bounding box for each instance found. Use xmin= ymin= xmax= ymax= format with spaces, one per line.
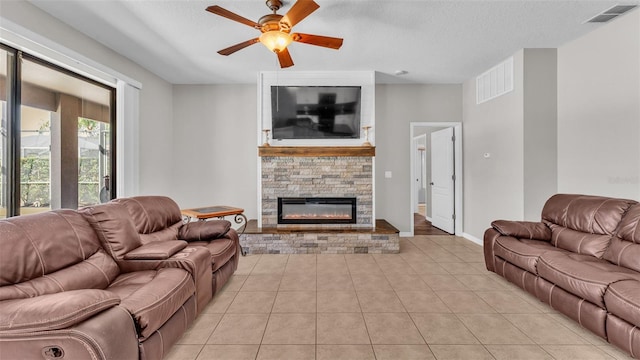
xmin=375 ymin=84 xmax=462 ymax=233
xmin=523 ymin=49 xmax=558 ymax=220
xmin=462 ymin=51 xmax=525 ymax=240
xmin=13 ymin=0 xmax=636 ymax=236
xmin=170 ymin=83 xmax=462 ymax=231
xmin=0 ymin=0 xmax=175 ymax=196
xmin=462 ymin=9 xmax=639 ymax=241
xmin=557 ymin=9 xmax=640 ymax=200
xmin=462 ymin=49 xmax=560 ymax=240
xmin=171 ymin=85 xmax=258 ymax=218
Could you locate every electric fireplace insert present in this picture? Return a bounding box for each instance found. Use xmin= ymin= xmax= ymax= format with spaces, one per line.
xmin=278 ymin=197 xmax=357 ymax=224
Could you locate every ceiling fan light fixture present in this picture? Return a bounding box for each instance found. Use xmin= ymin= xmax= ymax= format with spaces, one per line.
xmin=259 ymin=30 xmax=292 ymax=52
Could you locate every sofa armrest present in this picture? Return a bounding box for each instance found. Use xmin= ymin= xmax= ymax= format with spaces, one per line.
xmin=118 ymin=247 xmax=213 ymax=314
xmin=179 ymin=220 xmax=231 ymax=241
xmin=0 ymin=290 xmax=120 ymax=333
xmin=123 ymin=240 xmax=187 ymax=260
xmin=491 ymin=220 xmax=551 ymax=241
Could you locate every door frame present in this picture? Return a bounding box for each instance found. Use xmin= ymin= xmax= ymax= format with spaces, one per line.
xmin=409 ymin=122 xmax=463 ymax=236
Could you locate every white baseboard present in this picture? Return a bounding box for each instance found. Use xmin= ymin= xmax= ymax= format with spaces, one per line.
xmin=400 ymin=231 xmax=413 ymax=237
xmin=425 ymin=216 xmax=433 ymax=222
xmin=462 ymin=232 xmax=483 ymax=246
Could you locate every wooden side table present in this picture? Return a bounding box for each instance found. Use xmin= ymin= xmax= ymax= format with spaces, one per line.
xmin=181 ymin=205 xmax=248 ymax=255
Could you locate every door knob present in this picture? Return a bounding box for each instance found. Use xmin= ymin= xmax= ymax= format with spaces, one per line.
xmin=430 ymin=182 xmax=434 ymax=185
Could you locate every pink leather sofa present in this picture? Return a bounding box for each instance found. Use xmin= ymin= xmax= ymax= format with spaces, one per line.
xmin=484 ymin=194 xmax=640 ymax=357
xmin=0 ymin=196 xmax=240 ymax=360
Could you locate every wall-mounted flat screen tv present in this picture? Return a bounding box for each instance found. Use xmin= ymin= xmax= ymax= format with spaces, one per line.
xmin=271 ymin=86 xmax=361 ymax=140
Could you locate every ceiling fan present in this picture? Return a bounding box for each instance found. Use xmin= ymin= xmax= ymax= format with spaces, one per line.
xmin=206 ymin=0 xmax=343 ymax=68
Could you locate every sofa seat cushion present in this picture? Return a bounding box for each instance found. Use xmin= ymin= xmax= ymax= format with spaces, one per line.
xmin=187 ymin=237 xmax=237 ymax=272
xmin=108 ymin=268 xmax=195 ymax=339
xmin=494 ymin=237 xmax=564 ymax=274
xmin=538 ymin=252 xmax=640 ymax=308
xmin=604 ymin=280 xmax=640 ymax=328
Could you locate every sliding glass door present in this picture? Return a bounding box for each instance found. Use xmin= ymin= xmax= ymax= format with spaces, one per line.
xmin=1 ymin=44 xmax=115 ymax=217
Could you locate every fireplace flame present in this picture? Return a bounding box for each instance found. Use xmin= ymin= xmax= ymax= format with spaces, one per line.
xmin=283 ymin=213 xmax=352 ymax=220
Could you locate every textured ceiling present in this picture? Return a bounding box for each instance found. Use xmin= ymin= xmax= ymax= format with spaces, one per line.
xmin=28 ymin=0 xmax=639 ymax=84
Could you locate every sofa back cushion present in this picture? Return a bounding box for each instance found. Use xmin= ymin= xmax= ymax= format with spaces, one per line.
xmin=546 ymin=224 xmax=613 ymax=258
xmin=0 ymin=210 xmax=120 ymax=301
xmin=542 ymin=194 xmax=637 ymax=258
xmin=113 ymin=196 xmax=182 ymax=244
xmin=80 ymin=202 xmax=142 ymax=260
xmin=603 ymin=203 xmax=640 ymax=271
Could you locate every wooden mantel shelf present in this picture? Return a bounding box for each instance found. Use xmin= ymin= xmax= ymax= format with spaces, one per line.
xmin=259 ymin=146 xmax=375 ymax=157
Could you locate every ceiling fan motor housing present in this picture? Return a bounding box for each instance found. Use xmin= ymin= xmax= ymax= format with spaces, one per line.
xmin=259 ymin=14 xmax=289 ymax=33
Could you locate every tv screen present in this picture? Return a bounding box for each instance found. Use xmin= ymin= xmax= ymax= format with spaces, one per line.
xmin=271 ymin=86 xmax=361 ymax=140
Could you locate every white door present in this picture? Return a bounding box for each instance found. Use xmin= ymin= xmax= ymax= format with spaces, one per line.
xmin=413 ymin=138 xmax=420 ymax=213
xmin=430 ymin=127 xmax=455 ymax=233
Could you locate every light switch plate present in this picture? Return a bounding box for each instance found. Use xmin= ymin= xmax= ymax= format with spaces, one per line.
xmin=385 ymin=171 xmax=392 ymax=178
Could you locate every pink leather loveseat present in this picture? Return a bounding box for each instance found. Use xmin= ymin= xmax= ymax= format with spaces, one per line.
xmin=484 ymin=194 xmax=640 ymax=357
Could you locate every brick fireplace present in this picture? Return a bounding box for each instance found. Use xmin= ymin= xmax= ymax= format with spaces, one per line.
xmin=239 ymin=146 xmax=399 ymax=254
xmin=261 ymin=152 xmax=373 ymax=229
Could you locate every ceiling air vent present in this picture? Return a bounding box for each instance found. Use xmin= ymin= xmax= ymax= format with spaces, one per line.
xmin=586 ymin=4 xmax=637 ymax=23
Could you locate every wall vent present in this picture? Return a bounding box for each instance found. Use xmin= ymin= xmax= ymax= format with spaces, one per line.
xmin=476 ymin=56 xmax=514 ymax=104
xmin=586 ymin=4 xmax=637 ymax=23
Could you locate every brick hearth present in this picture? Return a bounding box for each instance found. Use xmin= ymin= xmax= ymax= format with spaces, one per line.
xmin=241 ymin=219 xmax=399 ymax=254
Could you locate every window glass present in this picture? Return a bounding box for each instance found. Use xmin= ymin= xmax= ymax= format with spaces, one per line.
xmin=78 ymin=117 xmax=111 ymax=206
xmin=20 ymin=106 xmax=51 ymax=214
xmin=21 ymin=57 xmax=113 ymax=211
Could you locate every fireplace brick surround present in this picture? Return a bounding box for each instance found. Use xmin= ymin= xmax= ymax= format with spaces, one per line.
xmin=239 ymin=146 xmax=399 ymax=254
xmin=261 ymin=156 xmax=373 ymax=228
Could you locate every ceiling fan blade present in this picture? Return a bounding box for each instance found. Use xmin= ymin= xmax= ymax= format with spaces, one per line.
xmin=292 ymin=33 xmax=343 ymax=50
xmin=277 ymin=48 xmax=294 ymax=68
xmin=281 ymin=0 xmax=320 ymax=29
xmin=206 ymin=5 xmax=260 ymax=29
xmin=217 ymin=38 xmax=260 ymax=56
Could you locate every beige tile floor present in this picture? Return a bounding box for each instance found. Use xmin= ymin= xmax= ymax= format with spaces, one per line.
xmin=165 ymin=235 xmax=633 ymax=360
